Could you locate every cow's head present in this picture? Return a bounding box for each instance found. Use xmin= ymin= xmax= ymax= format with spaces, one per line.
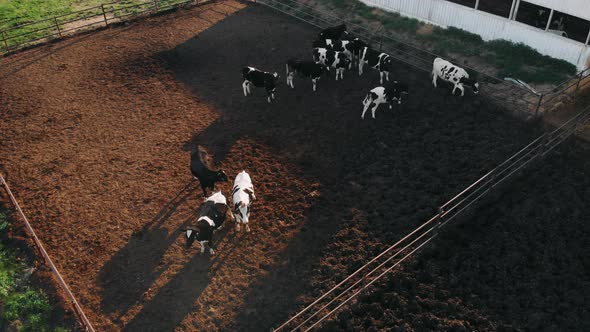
xmin=337 ymin=53 xmax=351 ymax=68
xmin=273 ymin=72 xmax=280 ymax=82
xmin=216 ymin=170 xmax=228 ymax=183
xmin=350 ymin=38 xmax=368 ymax=51
xmin=460 ymin=77 xmax=479 ymax=94
xmin=181 ymin=228 xmax=198 ymax=248
xmin=381 ymin=56 xmax=394 ymax=71
xmin=393 ymin=81 xmax=410 ymax=104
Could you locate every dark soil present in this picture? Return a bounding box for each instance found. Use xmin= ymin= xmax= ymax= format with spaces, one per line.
xmin=0 ymin=1 xmax=588 ymax=331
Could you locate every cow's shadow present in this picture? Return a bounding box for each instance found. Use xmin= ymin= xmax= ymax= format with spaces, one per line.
xmin=121 ymin=252 xmax=214 ymax=332
xmin=120 ymin=216 xmax=243 ymax=332
xmin=98 ymin=180 xmax=200 ymax=318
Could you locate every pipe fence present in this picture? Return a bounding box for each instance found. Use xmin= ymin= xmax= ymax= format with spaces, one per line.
xmin=255 ymin=0 xmax=589 ymax=117
xmin=1 ymin=0 xmax=588 ymax=116
xmin=0 ymin=0 xmax=213 ymax=53
xmin=251 ymin=3 xmax=590 ymax=330
xmin=0 ymin=174 xmax=95 ymax=332
xmin=272 ymin=102 xmax=590 ymax=332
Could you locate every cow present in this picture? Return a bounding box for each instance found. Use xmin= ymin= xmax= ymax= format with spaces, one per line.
xmin=181 ymin=191 xmax=230 ymax=254
xmin=536 ymin=9 xmax=566 ymax=30
xmin=431 ymin=57 xmax=479 ymax=96
xmin=312 ymin=38 xmax=368 ymax=69
xmin=318 ymin=23 xmax=349 ymax=40
xmin=232 ymin=170 xmax=256 ymax=232
xmin=190 ymin=145 xmax=228 ymax=197
xmin=361 ymin=82 xmax=409 ymax=119
xmin=286 ymin=59 xmax=326 ymax=91
xmin=242 ymin=66 xmax=280 ymax=103
xmin=358 ymin=47 xmax=394 ymax=84
xmin=312 ymin=48 xmax=351 ymax=80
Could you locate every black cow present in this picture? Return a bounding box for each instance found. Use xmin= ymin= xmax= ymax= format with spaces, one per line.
xmin=286 ymin=59 xmax=327 ymax=91
xmin=358 ymin=47 xmax=394 ymax=84
xmin=318 ymin=23 xmax=349 ymax=40
xmin=312 ymin=48 xmax=351 ymax=80
xmin=190 ymin=145 xmax=228 ymax=197
xmin=361 ymin=81 xmax=409 ymax=119
xmin=181 ymin=191 xmax=230 ymax=254
xmin=242 ymin=66 xmax=280 ymax=103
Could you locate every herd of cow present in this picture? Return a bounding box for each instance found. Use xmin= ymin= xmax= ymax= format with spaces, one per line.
xmin=242 ymin=23 xmax=479 ymax=119
xmin=183 ymin=24 xmax=480 ymax=254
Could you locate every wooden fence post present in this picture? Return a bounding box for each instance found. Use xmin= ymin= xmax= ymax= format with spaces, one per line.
xmin=54 ymin=17 xmax=62 ymax=37
xmin=154 ymin=0 xmax=159 ymax=12
xmin=101 ymin=4 xmax=108 ymax=26
xmin=573 ymin=71 xmax=583 ymax=105
xmin=1 ymin=31 xmax=8 ymax=49
xmin=534 ymin=93 xmax=544 ymax=116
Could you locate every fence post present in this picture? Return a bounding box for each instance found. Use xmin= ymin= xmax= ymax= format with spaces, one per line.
xmin=154 ymin=0 xmax=159 ymax=12
xmin=54 ymin=17 xmax=62 ymax=37
xmin=534 ymin=93 xmax=544 ymax=116
xmin=573 ymin=71 xmax=583 ymax=105
xmin=434 ymin=207 xmax=444 ymax=232
xmin=1 ymin=31 xmax=8 ymax=50
xmin=101 ymin=4 xmax=108 ymax=26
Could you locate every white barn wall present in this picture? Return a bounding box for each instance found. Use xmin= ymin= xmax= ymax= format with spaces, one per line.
xmin=362 ymin=0 xmax=590 ymax=70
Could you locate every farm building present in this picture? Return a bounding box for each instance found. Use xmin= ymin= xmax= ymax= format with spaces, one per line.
xmin=361 ymin=0 xmax=590 ymax=70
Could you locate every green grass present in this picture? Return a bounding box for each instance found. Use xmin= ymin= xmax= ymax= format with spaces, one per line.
xmin=0 ymin=210 xmax=70 ymax=331
xmin=0 ymin=0 xmax=165 ymax=49
xmin=379 ymin=13 xmax=421 ymax=33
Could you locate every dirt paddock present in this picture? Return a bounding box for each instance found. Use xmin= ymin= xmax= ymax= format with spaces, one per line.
xmin=1 ymin=1 xmax=589 ymax=331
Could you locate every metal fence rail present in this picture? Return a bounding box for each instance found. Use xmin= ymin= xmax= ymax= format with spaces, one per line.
xmin=273 ymin=102 xmax=590 ymax=332
xmin=0 ymin=174 xmax=95 ymax=332
xmin=0 ymin=0 xmax=208 ymax=52
xmin=1 ymin=0 xmax=587 ymax=116
xmin=256 ymin=0 xmax=590 ymax=117
xmin=252 ymin=3 xmax=590 ymax=330
xmin=256 ymin=0 xmax=542 ymax=115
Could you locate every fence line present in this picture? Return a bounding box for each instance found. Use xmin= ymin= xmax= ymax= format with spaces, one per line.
xmin=255 ymin=0 xmax=590 ymax=117
xmin=0 ymin=0 xmax=211 ymax=53
xmin=0 ymin=174 xmax=95 ymax=332
xmin=272 ymin=102 xmax=590 ymax=331
xmin=1 ymin=0 xmax=587 ymax=116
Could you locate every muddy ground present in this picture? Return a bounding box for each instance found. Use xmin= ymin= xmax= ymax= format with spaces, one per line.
xmin=0 ymin=1 xmax=588 ymax=331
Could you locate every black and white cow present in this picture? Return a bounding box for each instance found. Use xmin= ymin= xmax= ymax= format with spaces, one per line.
xmin=312 ymin=38 xmax=368 ymax=69
xmin=318 ymin=23 xmax=349 ymax=40
xmin=358 ymin=47 xmax=394 ymax=84
xmin=361 ymin=81 xmax=409 ymax=119
xmin=286 ymin=59 xmax=326 ymax=91
xmin=191 ymin=145 xmax=228 ymax=197
xmin=242 ymin=66 xmax=280 ymax=103
xmin=232 ymin=170 xmax=256 ymax=233
xmin=182 ymin=191 xmax=230 ymax=254
xmin=431 ymin=57 xmax=479 ymax=96
xmin=312 ymin=48 xmax=350 ymax=80
xmin=536 ymin=9 xmax=566 ymax=30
